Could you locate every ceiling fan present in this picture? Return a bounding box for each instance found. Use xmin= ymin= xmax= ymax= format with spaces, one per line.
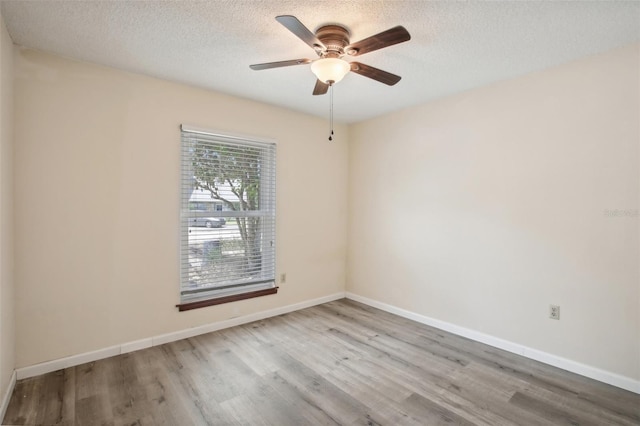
xmin=250 ymin=15 xmax=411 ymax=95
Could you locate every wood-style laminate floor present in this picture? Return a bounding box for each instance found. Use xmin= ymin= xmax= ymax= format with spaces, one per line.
xmin=4 ymin=299 xmax=639 ymax=425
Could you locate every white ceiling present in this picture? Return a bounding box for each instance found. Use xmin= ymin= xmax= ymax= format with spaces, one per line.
xmin=1 ymin=1 xmax=639 ymax=123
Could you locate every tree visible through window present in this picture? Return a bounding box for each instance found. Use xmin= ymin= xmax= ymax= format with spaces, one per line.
xmin=179 ymin=127 xmax=276 ymax=310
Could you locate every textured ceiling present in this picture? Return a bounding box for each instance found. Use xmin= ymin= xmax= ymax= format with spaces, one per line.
xmin=1 ymin=0 xmax=639 ymax=123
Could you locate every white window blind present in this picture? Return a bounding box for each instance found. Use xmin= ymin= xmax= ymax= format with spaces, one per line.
xmin=180 ymin=126 xmax=276 ymax=306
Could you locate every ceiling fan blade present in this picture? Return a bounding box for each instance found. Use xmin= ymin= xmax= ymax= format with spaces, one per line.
xmin=276 ymin=15 xmax=326 ymax=52
xmin=250 ymin=58 xmax=312 ymax=70
xmin=313 ymin=79 xmax=329 ymax=96
xmin=350 ymin=62 xmax=401 ymax=86
xmin=346 ymin=26 xmax=410 ymax=56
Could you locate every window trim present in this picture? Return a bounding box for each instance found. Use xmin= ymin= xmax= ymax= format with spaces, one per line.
xmin=178 ymin=125 xmax=277 ymax=310
xmin=176 ymin=286 xmax=278 ymax=312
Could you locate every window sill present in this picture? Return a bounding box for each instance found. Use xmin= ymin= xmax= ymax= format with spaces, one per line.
xmin=176 ymin=286 xmax=278 ymax=312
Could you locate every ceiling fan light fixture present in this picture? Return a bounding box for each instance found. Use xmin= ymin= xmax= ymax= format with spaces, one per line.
xmin=311 ymin=58 xmax=350 ymax=84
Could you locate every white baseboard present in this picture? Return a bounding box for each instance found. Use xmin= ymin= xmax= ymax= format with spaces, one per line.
xmin=16 ymin=292 xmax=345 ymax=380
xmin=15 ymin=290 xmax=637 ymax=394
xmin=345 ymin=292 xmax=640 ymax=395
xmin=0 ymin=370 xmax=16 ymax=421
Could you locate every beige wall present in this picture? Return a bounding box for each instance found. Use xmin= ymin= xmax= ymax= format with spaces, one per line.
xmin=9 ymin=37 xmax=640 ymax=386
xmin=348 ymin=44 xmax=640 ymax=380
xmin=13 ymin=49 xmax=348 ymax=368
xmin=0 ymin=11 xmax=15 ymax=395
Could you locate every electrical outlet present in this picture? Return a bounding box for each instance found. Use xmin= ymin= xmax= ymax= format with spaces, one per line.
xmin=280 ymin=273 xmax=286 ymax=284
xmin=549 ymin=305 xmax=560 ymax=320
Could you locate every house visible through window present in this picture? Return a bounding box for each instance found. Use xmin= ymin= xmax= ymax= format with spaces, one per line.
xmin=178 ymin=126 xmax=277 ymax=311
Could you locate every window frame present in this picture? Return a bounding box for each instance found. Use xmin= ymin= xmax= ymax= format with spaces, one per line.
xmin=177 ymin=125 xmax=277 ymax=311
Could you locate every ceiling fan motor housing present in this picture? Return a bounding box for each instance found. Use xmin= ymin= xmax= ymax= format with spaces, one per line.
xmin=315 ymin=25 xmax=352 ymax=57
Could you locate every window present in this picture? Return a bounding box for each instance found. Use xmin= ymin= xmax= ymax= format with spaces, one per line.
xmin=178 ymin=126 xmax=277 ymax=311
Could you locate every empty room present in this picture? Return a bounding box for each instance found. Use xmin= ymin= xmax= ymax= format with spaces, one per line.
xmin=0 ymin=1 xmax=639 ymax=425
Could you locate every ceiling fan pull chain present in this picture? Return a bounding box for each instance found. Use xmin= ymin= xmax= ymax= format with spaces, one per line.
xmin=328 ymin=83 xmax=334 ymax=141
